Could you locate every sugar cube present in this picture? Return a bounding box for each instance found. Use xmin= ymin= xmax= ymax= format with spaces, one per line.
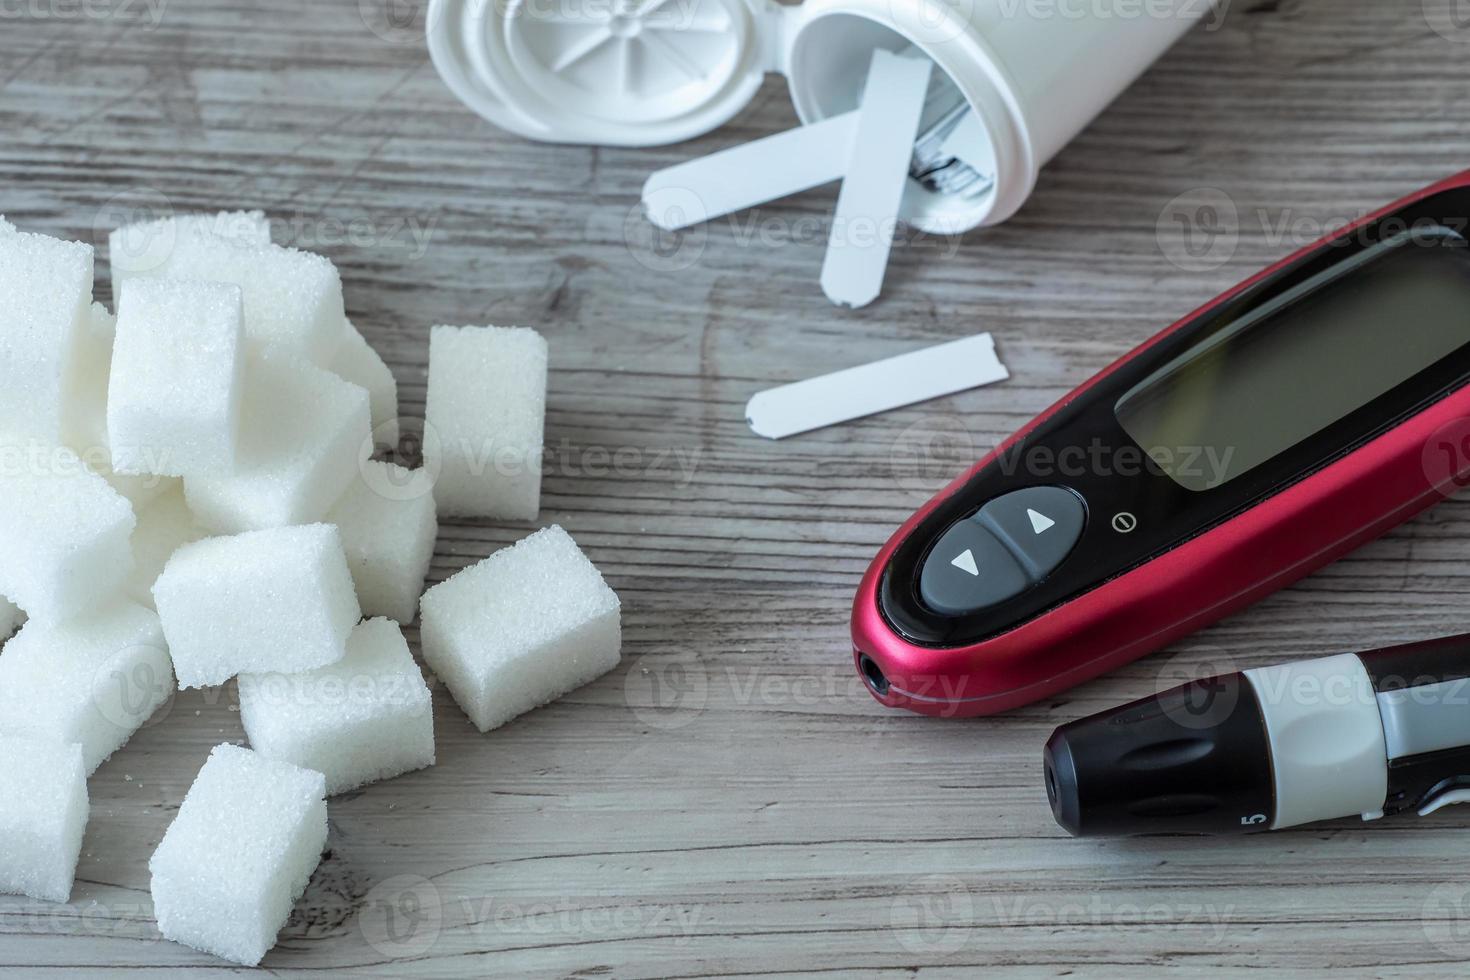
xmin=420 ymin=525 xmax=620 ymax=732
xmin=184 ymin=348 xmax=371 ymax=533
xmin=0 ymin=446 xmax=135 ymax=622
xmin=239 ymin=618 xmax=434 ymax=795
xmin=424 ymin=325 xmax=547 ymax=520
xmin=0 ymin=215 xmax=14 ymax=234
xmin=127 ymin=485 xmax=206 ymax=610
xmin=108 ymin=279 xmax=246 ymax=478
xmin=0 ymin=602 xmax=173 ymax=773
xmin=0 ymin=231 xmax=93 ymax=444
xmin=149 ymin=744 xmax=327 ymax=966
xmin=0 ymin=597 xmax=20 ymax=638
xmin=109 ymin=209 xmax=272 ymax=282
xmin=331 ymin=319 xmax=399 ymax=448
xmin=65 ymin=303 xmax=180 ymax=511
xmin=154 ymin=524 xmax=360 ymax=688
xmin=111 ymin=224 xmax=343 ymax=364
xmin=0 ymin=737 xmax=88 ymax=903
xmin=326 ymin=460 xmax=436 ymax=623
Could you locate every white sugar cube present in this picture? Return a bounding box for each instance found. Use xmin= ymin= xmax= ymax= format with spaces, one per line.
xmin=108 ymin=279 xmax=245 ymax=478
xmin=85 ymin=298 xmax=115 ymax=345
xmin=331 ymin=319 xmax=399 ymax=448
xmin=149 ymin=744 xmax=327 ymax=966
xmin=326 ymin=461 xmax=436 ymax=624
xmin=153 ymin=524 xmax=360 ymax=688
xmin=112 ymin=229 xmax=343 ymax=364
xmin=0 ymin=737 xmax=88 ymax=903
xmin=0 ymin=597 xmax=20 ymax=638
xmin=0 ymin=602 xmax=173 ymax=773
xmin=0 ymin=215 xmax=14 ymax=234
xmin=239 ymin=618 xmax=434 ymax=795
xmin=184 ymin=349 xmax=371 ymax=533
xmin=109 ymin=209 xmax=272 ymax=282
xmin=65 ymin=302 xmax=180 ymax=510
xmin=0 ymin=231 xmax=93 ymax=444
xmin=420 ymin=525 xmax=620 ymax=732
xmin=424 ymin=325 xmax=547 ymax=520
xmin=0 ymin=446 xmax=135 ymax=622
xmin=127 ymin=485 xmax=206 ymax=610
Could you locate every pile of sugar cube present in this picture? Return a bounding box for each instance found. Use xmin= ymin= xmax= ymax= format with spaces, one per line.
xmin=0 ymin=211 xmax=623 ymax=966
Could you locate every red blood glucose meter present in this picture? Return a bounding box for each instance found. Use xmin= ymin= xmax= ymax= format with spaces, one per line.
xmin=852 ymin=170 xmax=1470 ymax=717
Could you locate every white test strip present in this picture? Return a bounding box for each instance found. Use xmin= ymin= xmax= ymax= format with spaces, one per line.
xmin=642 ymin=112 xmax=859 ymax=231
xmin=745 ymin=333 xmax=1008 ymax=440
xmin=820 ymin=50 xmax=933 ymax=310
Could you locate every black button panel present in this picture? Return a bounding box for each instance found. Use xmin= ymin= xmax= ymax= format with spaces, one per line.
xmin=976 ymin=486 xmax=1087 ymax=583
xmin=918 ymin=520 xmax=1029 ymax=616
xmin=918 ymin=486 xmax=1088 ymax=617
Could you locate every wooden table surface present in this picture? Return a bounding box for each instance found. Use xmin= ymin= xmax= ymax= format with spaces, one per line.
xmin=6 ymin=0 xmax=1470 ymax=975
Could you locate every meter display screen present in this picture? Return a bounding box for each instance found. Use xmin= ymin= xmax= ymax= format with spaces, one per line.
xmin=1116 ymin=226 xmax=1470 ymax=491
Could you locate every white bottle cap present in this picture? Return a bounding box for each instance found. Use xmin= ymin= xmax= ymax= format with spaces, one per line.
xmin=426 ymin=0 xmax=784 ymax=148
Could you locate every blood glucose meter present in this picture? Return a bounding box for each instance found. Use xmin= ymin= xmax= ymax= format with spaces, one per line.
xmin=852 ymin=170 xmax=1470 ymax=717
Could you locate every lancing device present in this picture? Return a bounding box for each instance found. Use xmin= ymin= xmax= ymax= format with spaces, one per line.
xmin=1044 ymin=633 xmax=1470 ymax=836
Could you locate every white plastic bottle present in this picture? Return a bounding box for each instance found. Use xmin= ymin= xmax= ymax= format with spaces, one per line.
xmin=427 ymin=0 xmax=1217 ymax=234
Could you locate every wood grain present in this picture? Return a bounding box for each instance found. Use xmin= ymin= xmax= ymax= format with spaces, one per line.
xmin=6 ymin=0 xmax=1470 ymax=974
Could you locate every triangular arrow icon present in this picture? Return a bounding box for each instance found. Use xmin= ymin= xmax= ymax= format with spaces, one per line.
xmin=1027 ymin=509 xmax=1055 ymax=534
xmin=951 ymin=549 xmax=979 ymax=576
